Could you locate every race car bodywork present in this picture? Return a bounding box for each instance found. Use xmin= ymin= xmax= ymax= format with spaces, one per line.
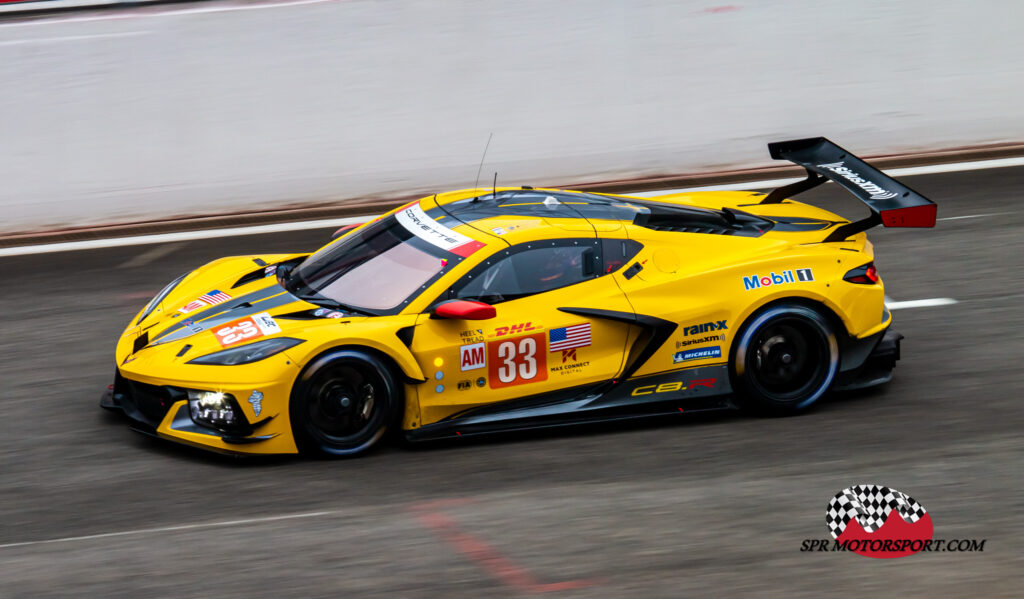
xmin=102 ymin=138 xmax=935 ymax=456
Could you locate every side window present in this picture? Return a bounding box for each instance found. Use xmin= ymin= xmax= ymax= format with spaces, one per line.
xmin=600 ymin=238 xmax=643 ymax=274
xmin=455 ymin=240 xmax=601 ymax=304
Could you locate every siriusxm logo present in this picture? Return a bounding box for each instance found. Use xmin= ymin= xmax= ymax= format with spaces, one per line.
xmin=674 ymin=346 xmax=722 ymax=363
xmin=743 ymin=268 xmax=813 ymax=290
xmin=682 ymin=320 xmax=727 ymax=336
xmin=818 ymin=161 xmax=898 ymax=200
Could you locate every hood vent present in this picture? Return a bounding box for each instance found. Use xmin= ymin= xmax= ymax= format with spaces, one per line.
xmin=132 ymin=331 xmax=150 ymax=354
xmin=632 ymin=206 xmax=772 ymax=237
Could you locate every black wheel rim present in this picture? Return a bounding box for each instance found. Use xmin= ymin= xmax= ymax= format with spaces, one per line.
xmin=747 ymin=316 xmax=830 ymax=402
xmin=306 ymin=362 xmax=384 ymax=445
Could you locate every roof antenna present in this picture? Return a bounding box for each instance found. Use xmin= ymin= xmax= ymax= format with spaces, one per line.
xmin=473 ymin=132 xmax=494 ymax=191
xmin=493 ymin=171 xmax=498 ymax=199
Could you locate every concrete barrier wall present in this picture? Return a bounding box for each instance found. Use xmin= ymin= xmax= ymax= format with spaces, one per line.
xmin=1 ymin=0 xmax=1022 ymax=233
xmin=0 ymin=1 xmax=159 ymax=14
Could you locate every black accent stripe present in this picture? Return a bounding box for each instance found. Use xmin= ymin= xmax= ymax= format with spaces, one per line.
xmin=153 ymin=291 xmax=299 ymax=346
xmin=152 ymin=284 xmax=288 ymax=342
xmin=558 ymin=307 xmax=677 ymax=382
xmin=438 ymin=382 xmax=605 ymax=423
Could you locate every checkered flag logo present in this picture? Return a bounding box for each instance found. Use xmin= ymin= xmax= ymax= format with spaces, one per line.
xmin=826 ymin=485 xmax=927 ymax=539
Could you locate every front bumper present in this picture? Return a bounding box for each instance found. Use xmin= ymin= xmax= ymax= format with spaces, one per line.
xmin=101 ymin=369 xmax=299 ymax=455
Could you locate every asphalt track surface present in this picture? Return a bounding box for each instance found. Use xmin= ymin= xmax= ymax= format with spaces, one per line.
xmin=1 ymin=168 xmax=1022 ymax=597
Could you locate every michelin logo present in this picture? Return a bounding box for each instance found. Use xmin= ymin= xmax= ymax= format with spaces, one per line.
xmin=743 ymin=268 xmax=813 ymax=291
xmin=673 ymin=346 xmax=722 ymax=363
xmin=248 ymin=390 xmax=263 ymax=417
xmin=818 ymin=161 xmax=898 ymax=200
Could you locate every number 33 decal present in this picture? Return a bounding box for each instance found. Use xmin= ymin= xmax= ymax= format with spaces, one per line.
xmin=487 ymin=333 xmax=548 ymax=389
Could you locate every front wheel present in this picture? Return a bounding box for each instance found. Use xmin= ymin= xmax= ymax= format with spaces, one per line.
xmin=290 ymin=349 xmax=400 ymax=457
xmin=731 ymin=303 xmax=839 ymax=414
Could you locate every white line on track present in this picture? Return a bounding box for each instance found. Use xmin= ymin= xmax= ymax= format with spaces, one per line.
xmin=0 ymin=154 xmax=1021 ymax=258
xmin=0 ymin=30 xmax=147 ymax=45
xmin=885 ymin=298 xmax=958 ymax=310
xmin=0 ymin=510 xmax=336 ymax=550
xmin=937 ymin=212 xmax=1008 ymax=221
xmin=116 ymin=242 xmax=180 ymax=268
xmin=0 ymin=216 xmax=365 ymax=257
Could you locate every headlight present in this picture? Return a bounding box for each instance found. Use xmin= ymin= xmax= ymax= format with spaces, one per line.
xmin=188 ymin=390 xmax=240 ymax=431
xmin=137 ymin=272 xmax=188 ymax=324
xmin=186 ymin=337 xmax=305 ymax=366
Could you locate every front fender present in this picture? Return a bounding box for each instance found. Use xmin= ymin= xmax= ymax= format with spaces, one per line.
xmin=285 ymin=314 xmax=426 ymax=383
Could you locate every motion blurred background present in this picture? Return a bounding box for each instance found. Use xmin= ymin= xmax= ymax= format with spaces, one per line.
xmin=1 ymin=1 xmax=1022 ymax=597
xmin=1 ymin=0 xmax=1023 ymax=233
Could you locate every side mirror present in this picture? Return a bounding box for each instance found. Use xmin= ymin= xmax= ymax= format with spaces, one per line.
xmin=275 ymin=263 xmax=295 ymax=290
xmin=431 ymin=299 xmax=496 ymax=320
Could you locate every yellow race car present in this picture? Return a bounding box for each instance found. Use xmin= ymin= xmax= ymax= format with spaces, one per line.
xmin=101 ymin=138 xmax=936 ymax=456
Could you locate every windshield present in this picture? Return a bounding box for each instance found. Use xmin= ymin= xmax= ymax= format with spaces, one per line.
xmin=290 ymin=210 xmax=473 ymax=315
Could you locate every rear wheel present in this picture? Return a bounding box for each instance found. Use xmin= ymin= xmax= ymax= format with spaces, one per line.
xmin=290 ymin=349 xmax=399 ymax=457
xmin=732 ymin=303 xmax=839 ymax=414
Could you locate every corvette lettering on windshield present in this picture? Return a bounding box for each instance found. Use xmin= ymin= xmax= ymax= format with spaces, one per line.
xmin=396 ymin=204 xmax=486 ymax=257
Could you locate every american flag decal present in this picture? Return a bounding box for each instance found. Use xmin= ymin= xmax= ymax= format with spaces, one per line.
xmin=198 ymin=290 xmax=231 ymax=306
xmin=549 ymin=323 xmax=591 ymax=352
xmin=178 ymin=289 xmax=232 ymax=314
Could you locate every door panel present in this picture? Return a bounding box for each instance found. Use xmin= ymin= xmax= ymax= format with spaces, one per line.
xmin=409 ymin=276 xmax=634 ymax=426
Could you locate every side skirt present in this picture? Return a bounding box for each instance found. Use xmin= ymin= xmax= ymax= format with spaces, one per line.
xmin=405 ymin=365 xmax=734 ymax=442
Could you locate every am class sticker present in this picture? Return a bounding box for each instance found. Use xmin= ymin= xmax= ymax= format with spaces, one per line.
xmin=460 ymin=342 xmax=486 ymax=371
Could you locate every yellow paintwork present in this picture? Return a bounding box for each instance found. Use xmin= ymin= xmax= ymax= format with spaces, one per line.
xmin=115 ymin=187 xmax=888 ymax=454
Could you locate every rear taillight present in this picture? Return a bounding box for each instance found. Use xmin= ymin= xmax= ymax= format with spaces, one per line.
xmin=844 ymin=262 xmax=879 ymax=284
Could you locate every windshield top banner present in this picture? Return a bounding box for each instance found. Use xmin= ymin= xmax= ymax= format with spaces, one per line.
xmin=396 ymin=204 xmax=486 ymax=257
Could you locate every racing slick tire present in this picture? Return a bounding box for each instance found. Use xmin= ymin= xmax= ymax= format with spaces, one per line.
xmin=290 ymin=348 xmax=400 ymax=457
xmin=731 ymin=303 xmax=839 ymax=415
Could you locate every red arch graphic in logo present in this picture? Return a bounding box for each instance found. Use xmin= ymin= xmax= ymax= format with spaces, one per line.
xmin=826 ymin=485 xmax=934 ymax=558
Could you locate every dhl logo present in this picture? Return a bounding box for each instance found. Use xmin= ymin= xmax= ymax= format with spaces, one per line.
xmin=494 ymin=322 xmax=538 ymax=337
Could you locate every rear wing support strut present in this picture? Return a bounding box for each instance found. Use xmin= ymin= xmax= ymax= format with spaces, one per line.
xmin=760 ymin=137 xmax=937 ymax=241
xmin=761 ymin=168 xmax=826 ymax=205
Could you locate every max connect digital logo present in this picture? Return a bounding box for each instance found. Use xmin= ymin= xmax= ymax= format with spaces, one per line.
xmin=800 ymin=485 xmax=986 ymax=558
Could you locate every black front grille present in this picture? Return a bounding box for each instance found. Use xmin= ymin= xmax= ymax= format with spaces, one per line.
xmin=114 ymin=372 xmax=184 ymax=430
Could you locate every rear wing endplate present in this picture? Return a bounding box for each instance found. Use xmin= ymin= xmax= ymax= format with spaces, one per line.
xmin=762 ymin=137 xmax=937 ymax=242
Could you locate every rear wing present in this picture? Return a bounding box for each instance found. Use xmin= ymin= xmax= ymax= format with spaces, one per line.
xmin=762 ymin=137 xmax=937 ymax=242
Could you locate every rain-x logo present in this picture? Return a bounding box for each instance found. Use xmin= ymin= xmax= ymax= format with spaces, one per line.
xmin=800 ymin=485 xmax=986 ymax=558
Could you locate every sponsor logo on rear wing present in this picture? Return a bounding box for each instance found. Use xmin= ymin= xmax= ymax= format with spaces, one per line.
xmin=816 ymin=161 xmax=898 ymax=200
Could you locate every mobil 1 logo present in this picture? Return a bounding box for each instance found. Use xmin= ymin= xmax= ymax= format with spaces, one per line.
xmin=743 ymin=268 xmax=814 ymax=291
